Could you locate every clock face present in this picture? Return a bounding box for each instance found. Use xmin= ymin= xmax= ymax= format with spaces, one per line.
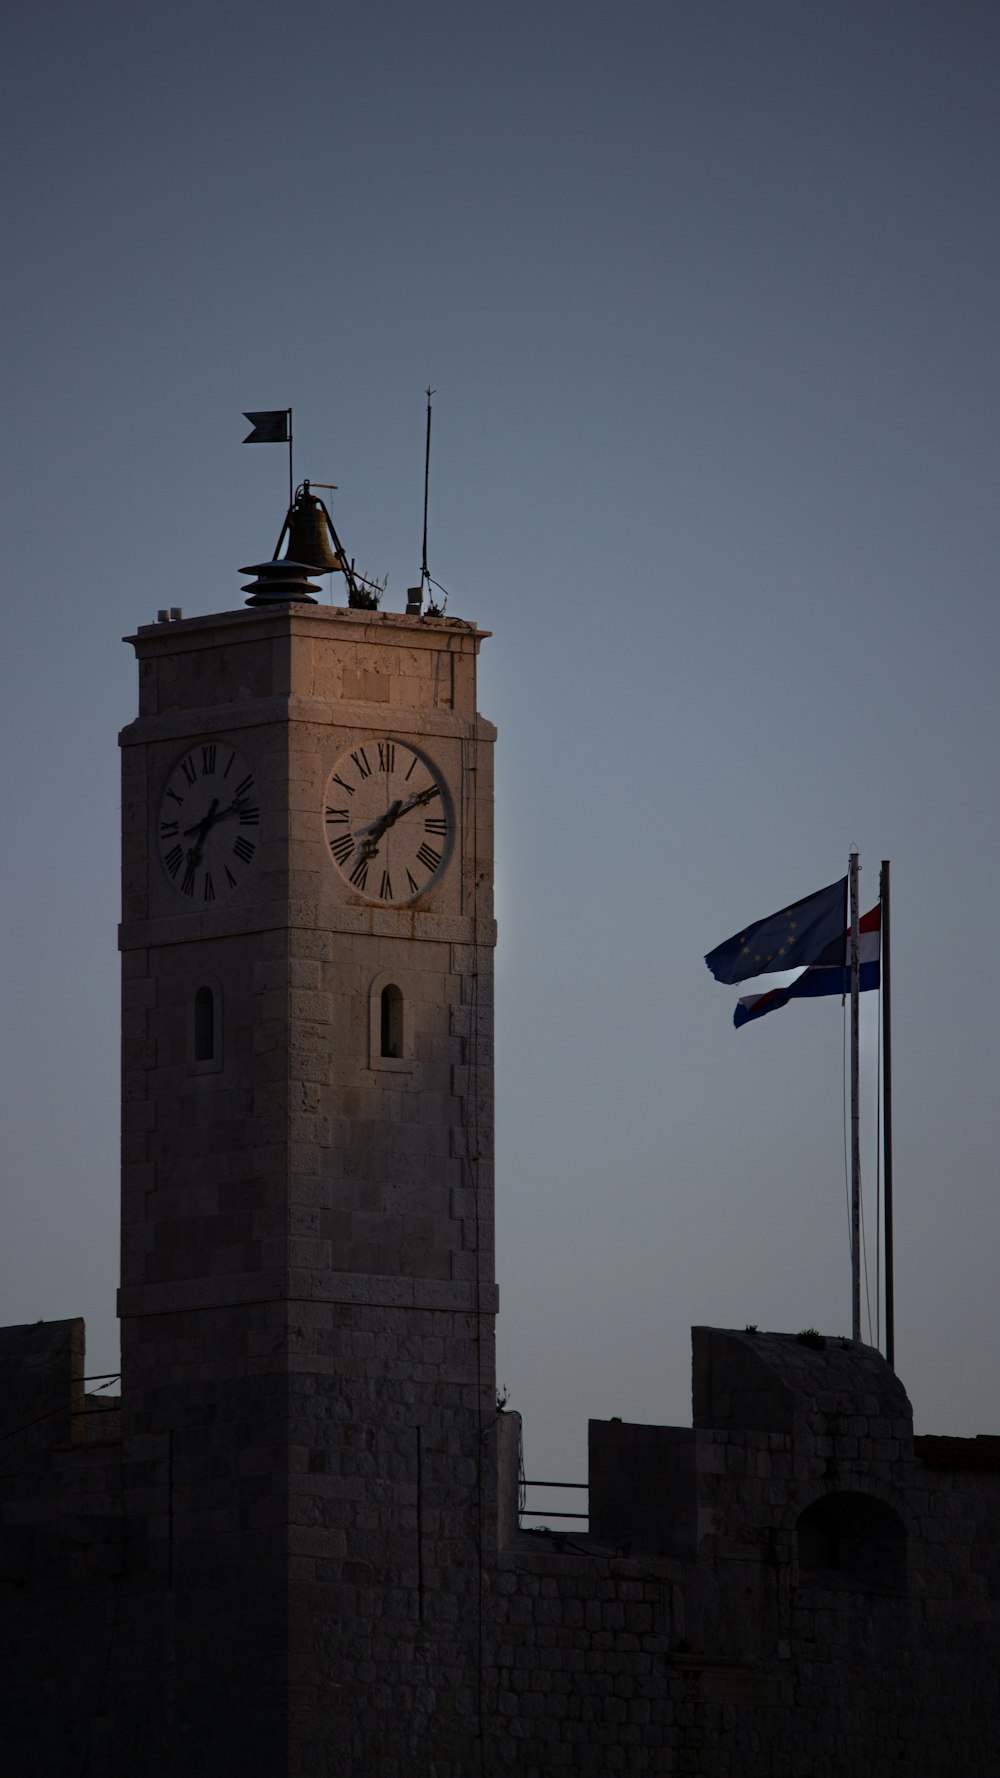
xmin=157 ymin=742 xmax=259 ymax=904
xmin=324 ymin=739 xmax=451 ymax=903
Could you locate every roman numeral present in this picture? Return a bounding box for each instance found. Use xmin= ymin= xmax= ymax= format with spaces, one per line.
xmin=164 ymin=844 xmax=183 ymax=878
xmin=406 ymin=870 xmax=420 ymax=895
xmin=203 ymin=873 xmax=215 ymax=903
xmin=181 ymin=757 xmax=197 ymax=786
xmin=201 ymin=745 xmax=216 ymax=774
xmin=160 ymin=820 xmax=179 ymax=838
xmin=416 ymin=842 xmax=441 ymax=873
xmin=331 ymin=772 xmax=354 ymax=796
xmin=233 ymin=836 xmax=255 ymax=864
xmin=351 ymin=748 xmax=372 ymax=780
xmin=378 ymin=742 xmax=395 ymax=773
xmin=325 ymin=807 xmax=349 ymax=825
xmin=380 ymin=871 xmax=393 ymax=901
xmin=225 ymin=866 xmax=237 ymax=889
xmin=223 ymin=751 xmax=236 ymax=778
xmin=329 ymin=832 xmax=353 ymax=865
xmin=404 ymin=754 xmax=418 ymax=781
xmin=165 ymin=788 xmax=183 ymax=806
xmin=181 ymin=859 xmax=197 ymax=896
xmin=424 ymin=816 xmax=447 ymax=836
xmin=237 ymin=804 xmax=260 ymax=826
xmin=234 ymin=774 xmax=254 ymax=800
xmin=349 ymin=857 xmax=368 ymax=891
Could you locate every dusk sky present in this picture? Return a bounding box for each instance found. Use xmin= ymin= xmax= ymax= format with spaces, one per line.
xmin=3 ymin=2 xmax=1000 ymax=1503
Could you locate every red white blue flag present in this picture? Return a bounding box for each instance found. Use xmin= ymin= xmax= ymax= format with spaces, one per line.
xmin=733 ymin=902 xmax=880 ymax=1030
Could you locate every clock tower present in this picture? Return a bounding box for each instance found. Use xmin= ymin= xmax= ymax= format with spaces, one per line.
xmin=119 ymin=590 xmax=496 ymax=1772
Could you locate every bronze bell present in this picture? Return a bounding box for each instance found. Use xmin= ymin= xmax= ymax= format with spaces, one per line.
xmin=280 ymin=481 xmax=345 ymax=574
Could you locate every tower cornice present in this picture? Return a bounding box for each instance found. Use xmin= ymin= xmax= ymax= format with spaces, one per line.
xmin=120 ymin=695 xmax=497 ymax=749
xmin=126 ymin=602 xmax=491 ymax=652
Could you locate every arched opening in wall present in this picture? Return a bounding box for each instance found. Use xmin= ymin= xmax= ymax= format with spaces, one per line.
xmin=380 ymin=984 xmax=404 ymax=1059
xmin=796 ymin=1492 xmax=906 ymax=1595
xmin=194 ymin=986 xmax=215 ymax=1063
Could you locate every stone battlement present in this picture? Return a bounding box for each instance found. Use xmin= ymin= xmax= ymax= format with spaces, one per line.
xmin=3 ymin=1316 xmax=999 ymax=1774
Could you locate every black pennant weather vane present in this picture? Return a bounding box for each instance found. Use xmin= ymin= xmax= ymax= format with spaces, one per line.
xmin=243 ymin=408 xmax=293 ymax=505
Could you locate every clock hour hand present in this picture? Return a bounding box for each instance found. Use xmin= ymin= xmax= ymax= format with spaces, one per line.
xmin=182 ymin=798 xmax=220 ymax=841
xmin=359 ymin=800 xmax=403 ymax=846
xmin=178 ymin=800 xmax=224 ymax=882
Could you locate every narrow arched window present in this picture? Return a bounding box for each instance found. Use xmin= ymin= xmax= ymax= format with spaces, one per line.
xmin=380 ymin=984 xmax=404 ymax=1059
xmin=194 ymin=986 xmax=215 ymax=1063
xmin=368 ymin=973 xmax=412 ymax=1072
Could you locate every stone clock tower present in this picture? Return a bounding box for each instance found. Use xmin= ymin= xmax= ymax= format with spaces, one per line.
xmin=119 ymin=593 xmax=496 ymax=1774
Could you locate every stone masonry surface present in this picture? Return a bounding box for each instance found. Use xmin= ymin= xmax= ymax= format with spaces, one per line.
xmin=4 ymin=1320 xmax=1000 ymax=1773
xmin=2 ymin=606 xmax=998 ymax=1773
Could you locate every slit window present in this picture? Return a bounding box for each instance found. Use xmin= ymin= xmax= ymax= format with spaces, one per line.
xmin=194 ymin=986 xmax=215 ymax=1063
xmin=380 ymin=984 xmax=404 ymax=1059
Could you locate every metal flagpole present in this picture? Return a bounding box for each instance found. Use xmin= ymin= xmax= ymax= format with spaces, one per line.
xmin=881 ymin=859 xmax=895 ymax=1368
xmin=421 ymin=386 xmax=434 ymax=600
xmin=850 ymin=850 xmax=861 ymax=1341
xmin=287 ymin=408 xmax=294 ymax=511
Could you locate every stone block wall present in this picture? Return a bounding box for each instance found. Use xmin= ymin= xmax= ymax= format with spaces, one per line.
xmin=589 ymin=1419 xmax=697 ymax=1556
xmin=0 ymin=1321 xmax=131 ymax=1775
xmin=286 ymin=1296 xmax=497 ymax=1777
xmin=4 ymin=1320 xmax=1000 ymax=1773
xmin=485 ymin=1328 xmax=1000 ymax=1777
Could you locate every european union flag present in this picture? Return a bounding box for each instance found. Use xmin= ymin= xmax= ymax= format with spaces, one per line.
xmin=704 ymin=876 xmax=847 ymax=986
xmin=733 ymin=902 xmax=880 ymax=1027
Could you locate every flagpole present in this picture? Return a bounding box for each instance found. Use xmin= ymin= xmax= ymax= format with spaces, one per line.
xmin=287 ymin=408 xmax=294 ymax=511
xmin=881 ymin=859 xmax=894 ymax=1368
xmin=850 ymin=849 xmax=861 ymax=1341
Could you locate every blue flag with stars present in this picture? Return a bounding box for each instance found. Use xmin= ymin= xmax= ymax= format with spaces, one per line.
xmin=704 ymin=876 xmax=847 ymax=986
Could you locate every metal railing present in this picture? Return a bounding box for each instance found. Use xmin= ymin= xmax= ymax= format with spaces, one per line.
xmin=520 ymin=1478 xmax=589 ymax=1526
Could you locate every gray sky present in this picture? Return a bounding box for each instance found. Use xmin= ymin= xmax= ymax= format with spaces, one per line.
xmin=3 ymin=1 xmax=999 ymax=1495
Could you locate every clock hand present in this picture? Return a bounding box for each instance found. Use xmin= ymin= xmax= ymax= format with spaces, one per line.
xmin=359 ymin=800 xmax=403 ymax=842
xmin=360 ymin=807 xmax=400 ymax=860
xmin=181 ymin=796 xmax=253 ymax=846
xmin=394 ymin=784 xmax=440 ymax=820
xmin=179 ymin=799 xmax=231 ymax=884
xmin=182 ymin=798 xmax=220 ymax=839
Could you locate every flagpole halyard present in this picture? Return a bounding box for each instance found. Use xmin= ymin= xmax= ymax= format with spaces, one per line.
xmin=849 ymin=850 xmax=861 ymax=1342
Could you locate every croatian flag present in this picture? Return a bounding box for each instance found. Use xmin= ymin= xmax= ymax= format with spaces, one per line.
xmin=734 ymin=903 xmax=880 ymax=1030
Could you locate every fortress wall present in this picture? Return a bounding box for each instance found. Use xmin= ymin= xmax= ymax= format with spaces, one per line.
xmin=4 ymin=1322 xmax=1000 ymax=1774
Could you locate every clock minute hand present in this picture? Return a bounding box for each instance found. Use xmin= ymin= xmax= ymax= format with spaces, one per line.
xmin=396 ymin=785 xmax=440 ymax=820
xmin=206 ymin=795 xmax=250 ymax=822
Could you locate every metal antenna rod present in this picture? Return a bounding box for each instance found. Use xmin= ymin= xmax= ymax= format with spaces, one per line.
xmin=421 ymin=387 xmax=435 ymax=593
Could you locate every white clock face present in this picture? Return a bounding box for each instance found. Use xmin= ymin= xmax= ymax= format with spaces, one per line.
xmin=158 ymin=743 xmax=259 ymax=904
xmin=324 ymin=740 xmax=450 ymax=904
